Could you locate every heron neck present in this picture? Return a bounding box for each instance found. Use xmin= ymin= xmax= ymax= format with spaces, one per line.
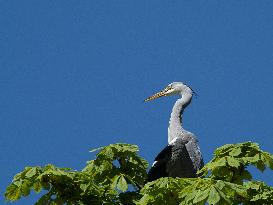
xmin=168 ymin=94 xmax=192 ymax=143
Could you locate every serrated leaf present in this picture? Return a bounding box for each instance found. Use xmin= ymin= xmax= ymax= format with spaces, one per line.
xmin=263 ymin=153 xmax=273 ymax=169
xmin=207 ymin=186 xmax=220 ymax=205
xmin=216 ymin=188 xmax=232 ymax=204
xmin=229 ymin=183 xmax=248 ymax=197
xmin=215 ymin=180 xmax=225 ymax=190
xmin=227 ymin=157 xmax=240 ymax=168
xmin=100 ymin=147 xmax=115 ymax=159
xmin=136 ymin=194 xmax=153 ymax=205
xmin=197 ymin=167 xmax=208 ymax=176
xmin=110 ymin=175 xmax=120 ymax=190
xmin=251 ymin=154 xmax=260 ymax=163
xmin=256 ymin=161 xmax=266 ymax=172
xmin=215 ymin=157 xmax=227 ymax=167
xmin=5 ymin=184 xmax=21 ymax=201
xmin=185 ymin=192 xmax=196 ymax=204
xmin=117 ymin=175 xmax=128 ymax=192
xmin=80 ymin=183 xmax=89 ymax=192
xmin=21 ymin=181 xmax=30 ymax=196
xmin=44 ymin=164 xmax=55 ymax=171
xmin=193 ymin=189 xmax=209 ymax=203
xmin=32 ymin=182 xmax=42 ymax=193
xmin=229 ymin=147 xmax=241 ymax=157
xmin=13 ymin=180 xmax=22 ymax=187
xmin=25 ymin=167 xmax=37 ymax=178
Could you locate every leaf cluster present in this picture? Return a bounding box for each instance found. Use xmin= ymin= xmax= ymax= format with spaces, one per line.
xmin=5 ymin=143 xmax=148 ymax=204
xmin=138 ymin=142 xmax=273 ymax=205
xmin=138 ymin=177 xmax=249 ymax=205
xmin=5 ymin=141 xmax=273 ymax=205
xmin=199 ymin=142 xmax=273 ymax=184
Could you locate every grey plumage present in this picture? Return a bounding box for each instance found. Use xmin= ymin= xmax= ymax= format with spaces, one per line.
xmin=145 ymin=82 xmax=204 ymax=181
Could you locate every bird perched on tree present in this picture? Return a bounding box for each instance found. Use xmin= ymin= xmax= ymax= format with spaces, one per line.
xmin=144 ymin=82 xmax=204 ymax=181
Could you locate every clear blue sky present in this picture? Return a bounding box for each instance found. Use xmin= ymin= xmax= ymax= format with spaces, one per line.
xmin=1 ymin=1 xmax=273 ymax=204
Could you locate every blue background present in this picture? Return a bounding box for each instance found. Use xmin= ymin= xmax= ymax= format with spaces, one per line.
xmin=1 ymin=1 xmax=273 ymax=204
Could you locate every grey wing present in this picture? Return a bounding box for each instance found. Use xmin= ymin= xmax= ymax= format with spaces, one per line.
xmin=185 ymin=137 xmax=204 ymax=172
xmin=148 ymin=137 xmax=203 ymax=181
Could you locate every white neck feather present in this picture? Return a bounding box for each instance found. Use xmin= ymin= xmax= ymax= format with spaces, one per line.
xmin=168 ymin=93 xmax=192 ymax=144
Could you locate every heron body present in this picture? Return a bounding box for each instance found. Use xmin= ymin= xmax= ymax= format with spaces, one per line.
xmin=145 ymin=82 xmax=204 ymax=181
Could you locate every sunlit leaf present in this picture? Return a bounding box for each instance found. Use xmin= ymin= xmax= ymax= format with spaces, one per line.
xmin=229 ymin=147 xmax=241 ymax=157
xmin=117 ymin=175 xmax=128 ymax=192
xmin=4 ymin=141 xmax=273 ymax=205
xmin=5 ymin=184 xmax=21 ymax=201
xmin=192 ymin=189 xmax=209 ymax=203
xmin=227 ymin=157 xmax=240 ymax=168
xmin=207 ymin=186 xmax=220 ymax=205
xmin=25 ymin=167 xmax=37 ymax=178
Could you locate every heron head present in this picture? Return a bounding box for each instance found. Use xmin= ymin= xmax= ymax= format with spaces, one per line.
xmin=144 ymin=82 xmax=195 ymax=102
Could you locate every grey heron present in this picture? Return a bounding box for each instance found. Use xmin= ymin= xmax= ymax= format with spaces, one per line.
xmin=144 ymin=82 xmax=204 ymax=181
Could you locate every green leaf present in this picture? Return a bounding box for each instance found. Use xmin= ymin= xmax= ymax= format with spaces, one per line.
xmin=207 ymin=186 xmax=220 ymax=205
xmin=117 ymin=175 xmax=128 ymax=192
xmin=216 ymin=157 xmax=227 ymax=167
xmin=227 ymin=157 xmax=240 ymax=168
xmin=185 ymin=192 xmax=197 ymax=204
xmin=229 ymin=147 xmax=241 ymax=157
xmin=32 ymin=182 xmax=42 ymax=193
xmin=215 ymin=180 xmax=225 ymax=190
xmin=256 ymin=161 xmax=266 ymax=172
xmin=241 ymin=170 xmax=252 ymax=181
xmin=136 ymin=194 xmax=153 ymax=205
xmin=5 ymin=184 xmax=21 ymax=201
xmin=216 ymin=188 xmax=232 ymax=204
xmin=229 ymin=183 xmax=248 ymax=197
xmin=21 ymin=181 xmax=30 ymax=196
xmin=250 ymin=154 xmax=260 ymax=163
xmin=25 ymin=167 xmax=37 ymax=178
xmin=80 ymin=183 xmax=89 ymax=192
xmin=193 ymin=189 xmax=209 ymax=203
xmin=263 ymin=153 xmax=273 ymax=169
xmin=110 ymin=175 xmax=120 ymax=190
xmin=4 ymin=141 xmax=273 ymax=205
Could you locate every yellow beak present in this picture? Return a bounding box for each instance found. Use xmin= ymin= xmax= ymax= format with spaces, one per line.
xmin=144 ymin=90 xmax=167 ymax=102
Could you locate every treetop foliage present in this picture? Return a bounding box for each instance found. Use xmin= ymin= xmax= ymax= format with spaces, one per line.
xmin=5 ymin=142 xmax=273 ymax=204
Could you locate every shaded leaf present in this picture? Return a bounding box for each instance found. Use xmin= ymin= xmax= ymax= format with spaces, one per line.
xmin=263 ymin=153 xmax=273 ymax=170
xmin=32 ymin=182 xmax=42 ymax=193
xmin=241 ymin=170 xmax=252 ymax=181
xmin=21 ymin=181 xmax=30 ymax=196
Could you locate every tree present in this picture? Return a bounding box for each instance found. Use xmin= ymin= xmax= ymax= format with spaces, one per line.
xmin=5 ymin=142 xmax=273 ymax=204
